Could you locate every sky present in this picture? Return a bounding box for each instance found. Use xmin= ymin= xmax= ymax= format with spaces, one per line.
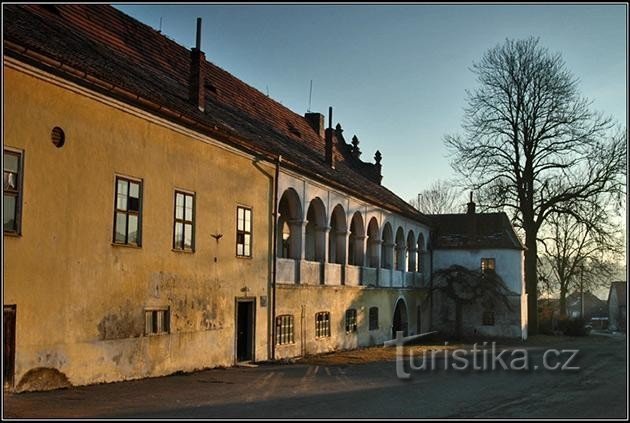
xmin=116 ymin=3 xmax=627 ymax=206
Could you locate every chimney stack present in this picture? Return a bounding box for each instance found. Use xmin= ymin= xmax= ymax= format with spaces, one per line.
xmin=467 ymin=191 xmax=476 ymax=215
xmin=189 ymin=17 xmax=206 ymax=112
xmin=304 ymin=112 xmax=325 ymax=138
xmin=325 ymin=107 xmax=335 ymax=168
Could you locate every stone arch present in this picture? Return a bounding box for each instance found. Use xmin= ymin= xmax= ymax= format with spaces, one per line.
xmin=406 ymin=230 xmax=416 ymax=273
xmin=381 ymin=222 xmax=394 ymax=269
xmin=348 ymin=212 xmax=365 ymax=266
xmin=394 ymin=226 xmax=406 ymax=271
xmin=305 ymin=197 xmax=326 ymax=262
xmin=277 ymin=188 xmax=303 ymax=259
xmin=417 ymin=233 xmax=425 ymax=273
xmin=328 ymin=204 xmax=347 ymax=264
xmin=367 ymin=217 xmax=380 ymax=268
xmin=392 ymin=297 xmax=409 ymax=338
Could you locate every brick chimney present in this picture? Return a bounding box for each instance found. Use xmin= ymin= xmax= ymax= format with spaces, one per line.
xmin=189 ymin=18 xmax=205 ymax=112
xmin=304 ymin=112 xmax=325 ymax=138
xmin=325 ymin=107 xmax=335 ymax=168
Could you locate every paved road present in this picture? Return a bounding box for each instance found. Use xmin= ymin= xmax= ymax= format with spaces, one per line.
xmin=4 ymin=335 xmax=627 ymax=418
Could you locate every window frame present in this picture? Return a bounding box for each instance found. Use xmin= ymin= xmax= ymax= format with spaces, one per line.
xmin=275 ymin=314 xmax=294 ymax=345
xmin=315 ymin=311 xmax=331 ymax=338
xmin=482 ymin=310 xmax=495 ymax=326
xmin=3 ymin=148 xmax=24 ymax=236
xmin=236 ymin=205 xmax=253 ymax=258
xmin=345 ymin=308 xmax=358 ymax=333
xmin=481 ymin=257 xmax=496 ymax=274
xmin=112 ymin=175 xmax=143 ymax=247
xmin=368 ymin=307 xmax=379 ymax=331
xmin=144 ymin=307 xmax=170 ymax=335
xmin=173 ymin=190 xmax=195 ymax=252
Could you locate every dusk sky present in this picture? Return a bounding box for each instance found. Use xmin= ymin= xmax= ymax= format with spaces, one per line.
xmin=116 ymin=4 xmax=627 ymax=206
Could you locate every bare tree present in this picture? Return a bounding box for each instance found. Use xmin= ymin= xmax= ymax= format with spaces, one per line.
xmin=444 ymin=37 xmax=626 ymax=333
xmin=432 ymin=265 xmax=514 ymax=339
xmin=538 ymin=198 xmax=623 ymax=317
xmin=409 ymin=179 xmax=464 ymax=214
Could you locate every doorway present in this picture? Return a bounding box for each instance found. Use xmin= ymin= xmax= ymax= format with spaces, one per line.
xmin=4 ymin=305 xmax=16 ymax=388
xmin=392 ymin=299 xmax=408 ymax=339
xmin=236 ymin=299 xmax=255 ymax=363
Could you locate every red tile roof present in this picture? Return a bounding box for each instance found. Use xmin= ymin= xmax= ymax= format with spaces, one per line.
xmin=429 ymin=212 xmax=524 ymax=250
xmin=3 ymin=4 xmax=430 ymax=224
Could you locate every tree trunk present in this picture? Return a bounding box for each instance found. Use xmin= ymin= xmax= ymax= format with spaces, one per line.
xmin=525 ymin=232 xmax=539 ymax=335
xmin=559 ymin=290 xmax=567 ymax=317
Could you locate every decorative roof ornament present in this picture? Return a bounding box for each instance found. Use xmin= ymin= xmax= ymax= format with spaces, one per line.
xmin=351 ymin=135 xmax=361 ymax=158
xmin=374 ymin=150 xmax=382 ymax=165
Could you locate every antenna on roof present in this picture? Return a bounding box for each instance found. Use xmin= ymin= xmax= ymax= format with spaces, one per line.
xmin=195 ymin=17 xmax=202 ymax=50
xmin=307 ymin=80 xmax=313 ymax=112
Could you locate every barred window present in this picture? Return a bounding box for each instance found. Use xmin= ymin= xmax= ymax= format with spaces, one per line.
xmin=145 ymin=308 xmax=170 ymax=335
xmin=315 ymin=312 xmax=331 ymax=338
xmin=276 ymin=314 xmax=294 ymax=345
xmin=368 ymin=307 xmax=379 ymax=331
xmin=345 ymin=309 xmax=357 ymax=333
xmin=481 ymin=258 xmax=496 ymax=273
xmin=113 ymin=176 xmax=142 ymax=246
xmin=236 ymin=206 xmax=252 ymax=257
xmin=482 ymin=311 xmax=495 ymax=326
xmin=173 ymin=191 xmax=195 ymax=251
xmin=3 ymin=149 xmax=23 ymax=234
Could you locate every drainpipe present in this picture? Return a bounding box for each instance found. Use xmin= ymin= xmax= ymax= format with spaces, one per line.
xmin=271 ymin=155 xmax=282 ymax=360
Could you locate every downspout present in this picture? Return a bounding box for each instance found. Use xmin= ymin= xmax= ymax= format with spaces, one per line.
xmin=271 ymin=154 xmax=282 ymax=360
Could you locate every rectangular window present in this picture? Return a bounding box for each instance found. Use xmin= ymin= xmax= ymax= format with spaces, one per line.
xmin=482 ymin=311 xmax=495 ymax=326
xmin=369 ymin=307 xmax=379 ymax=331
xmin=4 ymin=150 xmax=23 ymax=234
xmin=145 ymin=307 xmax=170 ymax=335
xmin=236 ymin=206 xmax=252 ymax=257
xmin=481 ymin=258 xmax=496 ymax=273
xmin=315 ymin=312 xmax=331 ymax=338
xmin=173 ymin=191 xmax=195 ymax=251
xmin=113 ymin=176 xmax=142 ymax=246
xmin=276 ymin=315 xmax=294 ymax=345
xmin=345 ymin=309 xmax=357 ymax=333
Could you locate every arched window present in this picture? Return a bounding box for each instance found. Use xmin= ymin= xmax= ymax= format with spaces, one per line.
xmin=305 ymin=198 xmax=326 ymax=262
xmin=367 ymin=218 xmax=380 ymax=268
xmin=277 ymin=189 xmax=302 ymax=259
xmin=394 ymin=227 xmax=405 ymax=271
xmin=406 ymin=230 xmax=416 ymax=272
xmin=417 ymin=233 xmax=425 ymax=273
xmin=329 ymin=204 xmax=347 ymax=264
xmin=381 ymin=222 xmax=393 ymax=269
xmin=348 ymin=212 xmax=365 ymax=266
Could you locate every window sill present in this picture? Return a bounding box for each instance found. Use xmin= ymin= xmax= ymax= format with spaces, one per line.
xmin=172 ymin=248 xmax=195 ymax=254
xmin=111 ymin=243 xmax=142 ymax=249
xmin=3 ymin=231 xmax=21 ymax=238
xmin=236 ymin=255 xmax=253 ymax=260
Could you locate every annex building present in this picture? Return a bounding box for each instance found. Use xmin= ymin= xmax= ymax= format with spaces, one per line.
xmin=3 ymin=5 xmax=527 ymax=391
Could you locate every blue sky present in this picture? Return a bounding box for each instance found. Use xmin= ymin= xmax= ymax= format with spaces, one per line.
xmin=116 ymin=4 xmax=627 ymax=205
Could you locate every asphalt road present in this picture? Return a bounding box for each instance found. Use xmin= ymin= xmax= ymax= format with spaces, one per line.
xmin=4 ymin=335 xmax=627 ymax=419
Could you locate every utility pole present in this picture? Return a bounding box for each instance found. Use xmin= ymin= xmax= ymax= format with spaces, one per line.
xmin=580 ymin=265 xmax=585 ymax=319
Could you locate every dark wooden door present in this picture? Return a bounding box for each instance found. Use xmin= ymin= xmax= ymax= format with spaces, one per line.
xmin=4 ymin=305 xmax=16 ymax=388
xmin=236 ymin=301 xmax=254 ymax=362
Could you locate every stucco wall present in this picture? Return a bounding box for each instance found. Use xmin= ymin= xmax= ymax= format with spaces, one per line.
xmin=3 ymin=66 xmax=274 ymax=389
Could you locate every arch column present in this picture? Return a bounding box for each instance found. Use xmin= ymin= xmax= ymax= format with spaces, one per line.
xmin=317 ymin=225 xmax=330 ymax=263
xmin=408 ymin=247 xmax=418 ymax=273
xmin=288 ymin=219 xmax=306 ymax=260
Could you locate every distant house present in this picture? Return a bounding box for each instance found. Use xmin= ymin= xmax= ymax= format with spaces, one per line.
xmin=607 ymin=282 xmax=627 ymax=332
xmin=566 ymin=291 xmax=608 ymax=321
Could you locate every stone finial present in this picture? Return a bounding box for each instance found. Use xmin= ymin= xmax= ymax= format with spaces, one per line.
xmin=374 ymin=150 xmax=382 ymax=164
xmin=335 ymin=123 xmax=343 ymax=133
xmin=351 ymin=135 xmax=361 ymax=158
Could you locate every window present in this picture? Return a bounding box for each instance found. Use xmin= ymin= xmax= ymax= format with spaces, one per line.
xmin=145 ymin=308 xmax=170 ymax=335
xmin=345 ymin=309 xmax=357 ymax=333
xmin=113 ymin=176 xmax=142 ymax=246
xmin=173 ymin=191 xmax=194 ymax=251
xmin=481 ymin=258 xmax=496 ymax=273
xmin=236 ymin=206 xmax=252 ymax=257
xmin=3 ymin=150 xmax=23 ymax=234
xmin=276 ymin=315 xmax=294 ymax=345
xmin=482 ymin=311 xmax=495 ymax=326
xmin=369 ymin=307 xmax=379 ymax=331
xmin=315 ymin=312 xmax=331 ymax=338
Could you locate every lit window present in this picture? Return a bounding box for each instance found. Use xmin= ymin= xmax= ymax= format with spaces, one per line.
xmin=145 ymin=308 xmax=170 ymax=335
xmin=3 ymin=149 xmax=23 ymax=234
xmin=345 ymin=309 xmax=357 ymax=333
xmin=236 ymin=206 xmax=252 ymax=257
xmin=315 ymin=312 xmax=331 ymax=338
xmin=113 ymin=176 xmax=142 ymax=246
xmin=276 ymin=315 xmax=294 ymax=345
xmin=481 ymin=258 xmax=496 ymax=273
xmin=174 ymin=191 xmax=195 ymax=251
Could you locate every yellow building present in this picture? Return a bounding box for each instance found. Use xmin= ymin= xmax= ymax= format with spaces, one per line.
xmin=3 ymin=5 xmax=525 ymax=391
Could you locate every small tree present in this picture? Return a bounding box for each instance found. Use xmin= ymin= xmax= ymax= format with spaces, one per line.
xmin=409 ymin=179 xmax=464 ymax=215
xmin=432 ymin=265 xmax=515 ymax=339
